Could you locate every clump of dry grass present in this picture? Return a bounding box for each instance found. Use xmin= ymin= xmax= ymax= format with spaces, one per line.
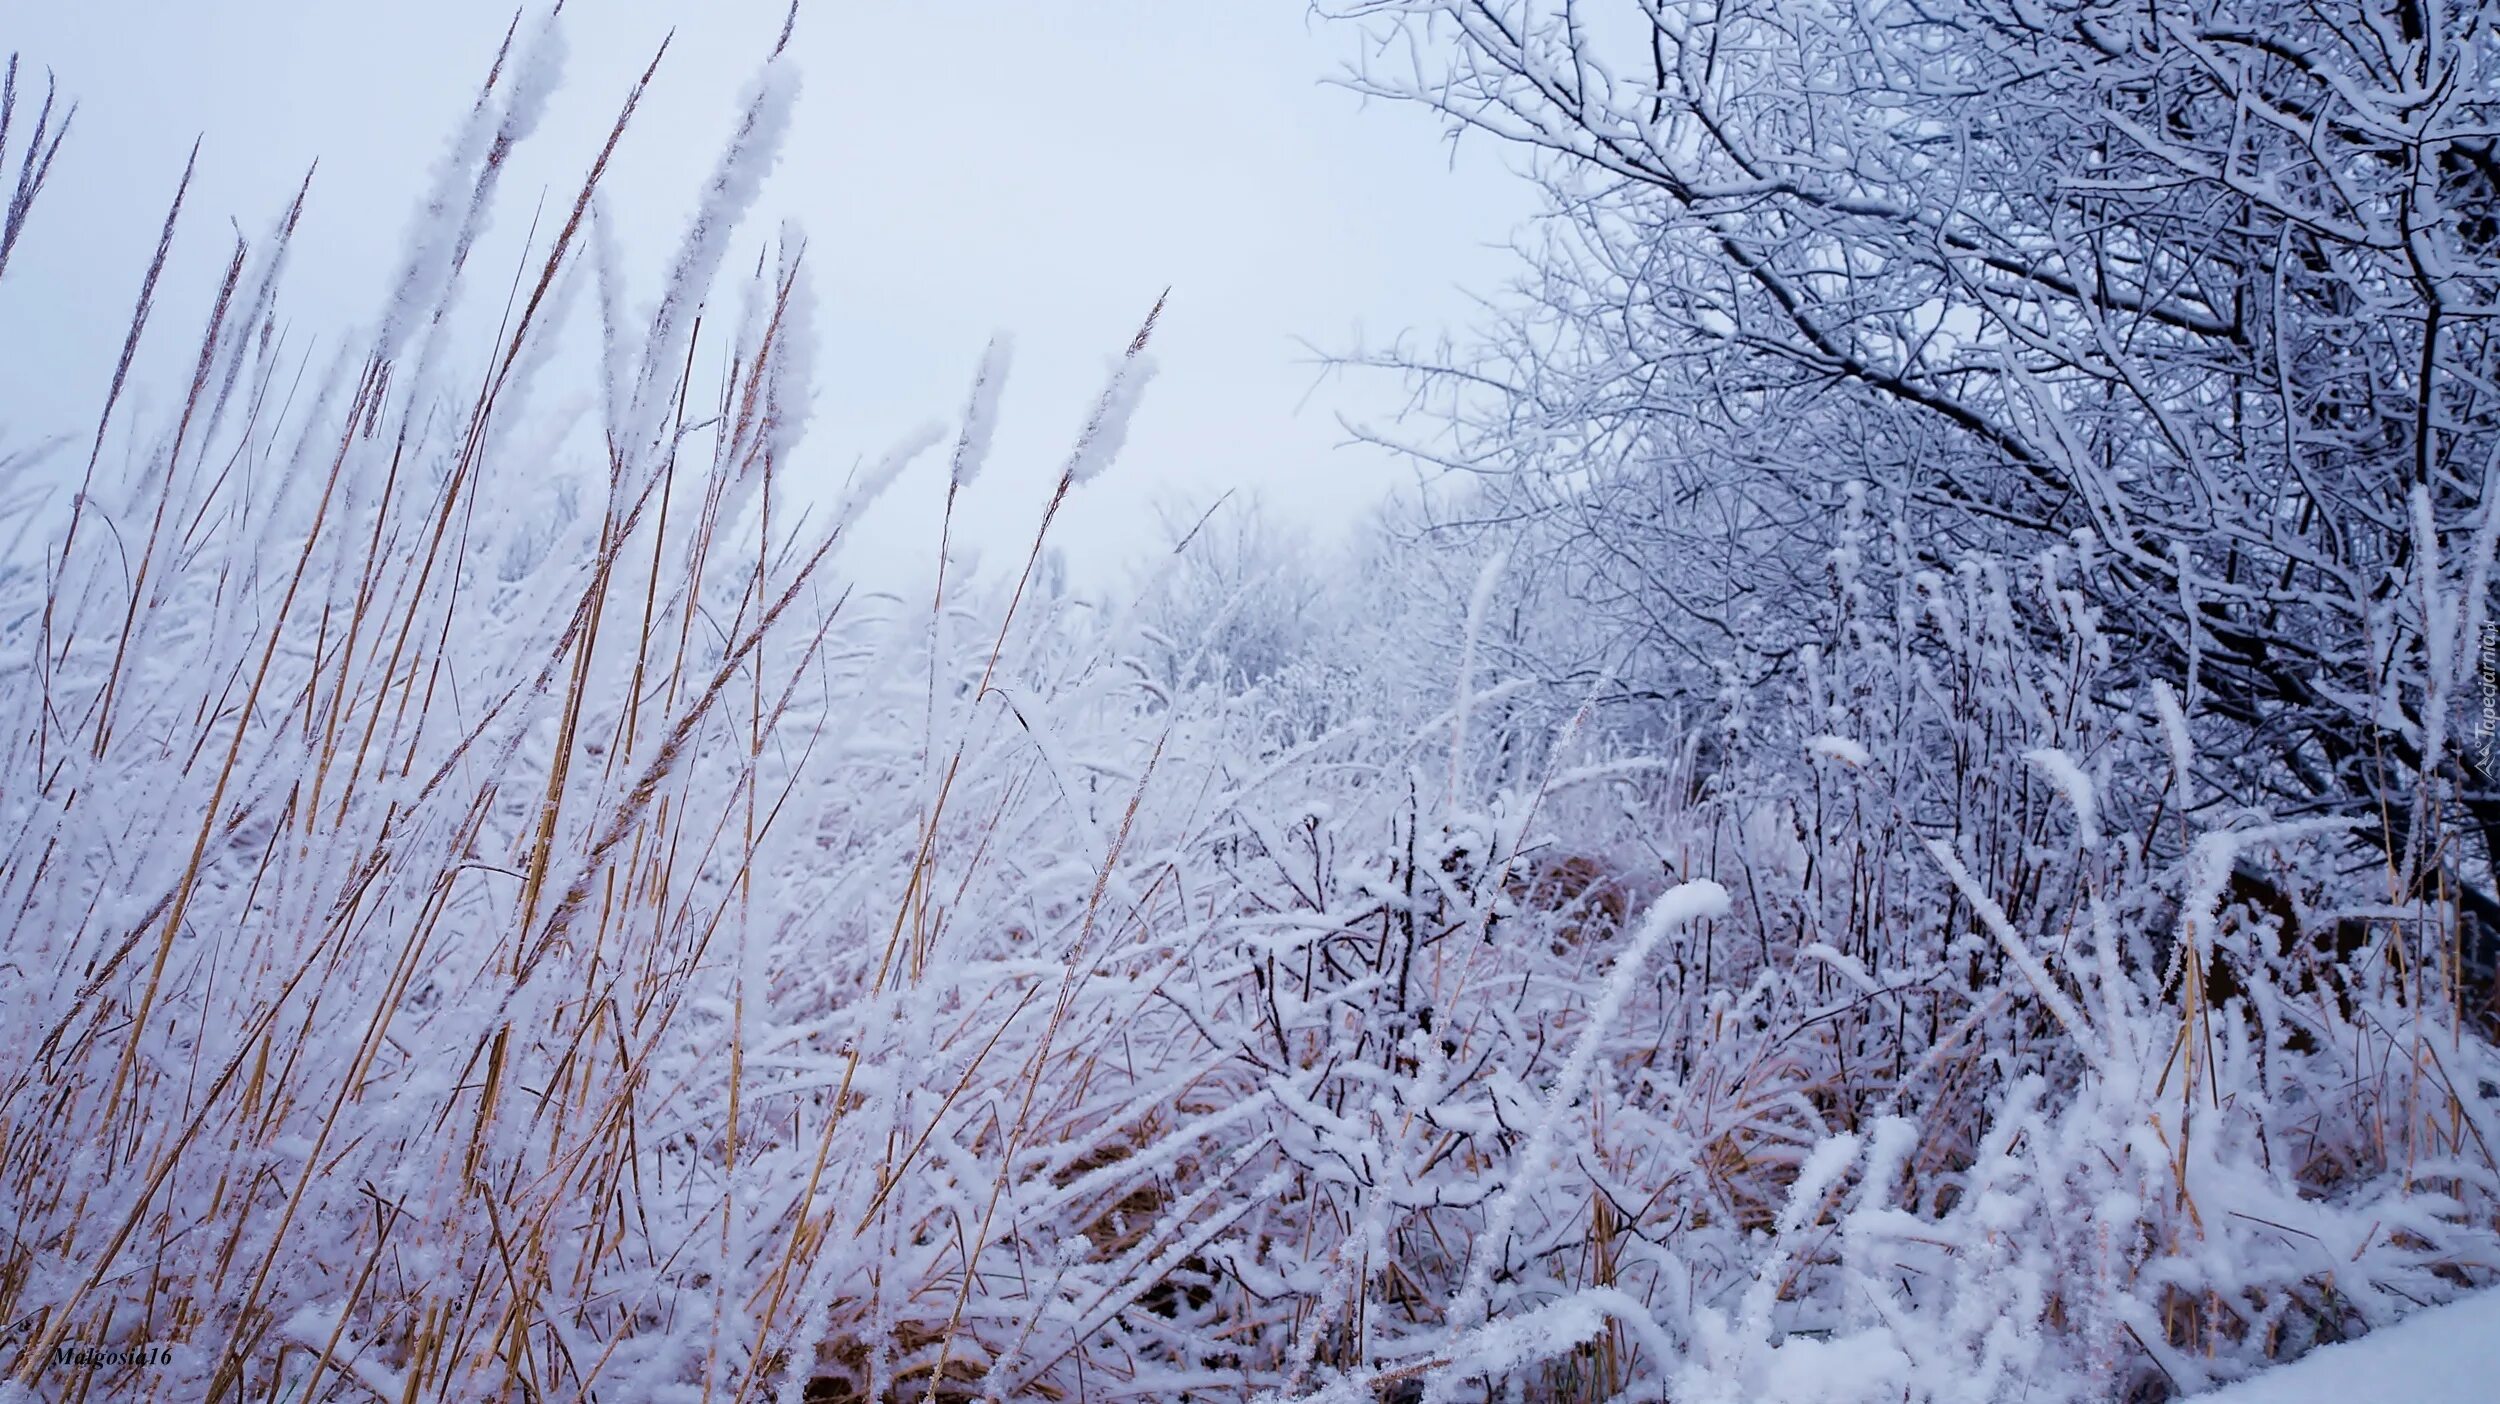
xmin=0 ymin=16 xmax=1154 ymax=1400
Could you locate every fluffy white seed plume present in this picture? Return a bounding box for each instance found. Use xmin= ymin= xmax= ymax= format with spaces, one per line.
xmin=1059 ymin=289 xmax=1167 ymax=489
xmin=1062 ymin=352 xmax=1156 ymax=488
xmin=621 ymin=34 xmax=801 ymax=469
xmin=373 ymin=24 xmax=510 ymax=362
xmin=2023 ymin=747 xmax=2099 ymax=848
xmin=2152 ymin=679 xmax=2194 ymax=813
xmin=376 ymin=5 xmax=567 ymax=365
xmin=950 ymin=333 xmax=1014 ymax=492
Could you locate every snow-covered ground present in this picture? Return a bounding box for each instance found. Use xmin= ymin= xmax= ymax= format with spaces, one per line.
xmin=2203 ymin=1292 xmax=2500 ymax=1404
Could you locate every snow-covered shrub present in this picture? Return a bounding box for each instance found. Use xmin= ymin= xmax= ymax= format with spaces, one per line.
xmin=1137 ymin=474 xmax=2500 ymax=1403
xmin=1515 ymin=482 xmax=2500 ymax=1402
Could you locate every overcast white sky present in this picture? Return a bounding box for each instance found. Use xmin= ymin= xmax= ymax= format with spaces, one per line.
xmin=0 ymin=1 xmax=1531 ymax=591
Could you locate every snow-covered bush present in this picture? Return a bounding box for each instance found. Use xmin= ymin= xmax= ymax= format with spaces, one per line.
xmin=1127 ymin=475 xmax=2500 ymax=1402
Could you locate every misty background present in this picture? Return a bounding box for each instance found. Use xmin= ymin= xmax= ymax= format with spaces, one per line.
xmin=0 ymin=0 xmax=1529 ymax=589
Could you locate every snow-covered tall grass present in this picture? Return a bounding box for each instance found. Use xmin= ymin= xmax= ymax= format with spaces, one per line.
xmin=3 ymin=11 xmax=2496 ymax=1404
xmin=0 ymin=19 xmax=1229 ymax=1401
